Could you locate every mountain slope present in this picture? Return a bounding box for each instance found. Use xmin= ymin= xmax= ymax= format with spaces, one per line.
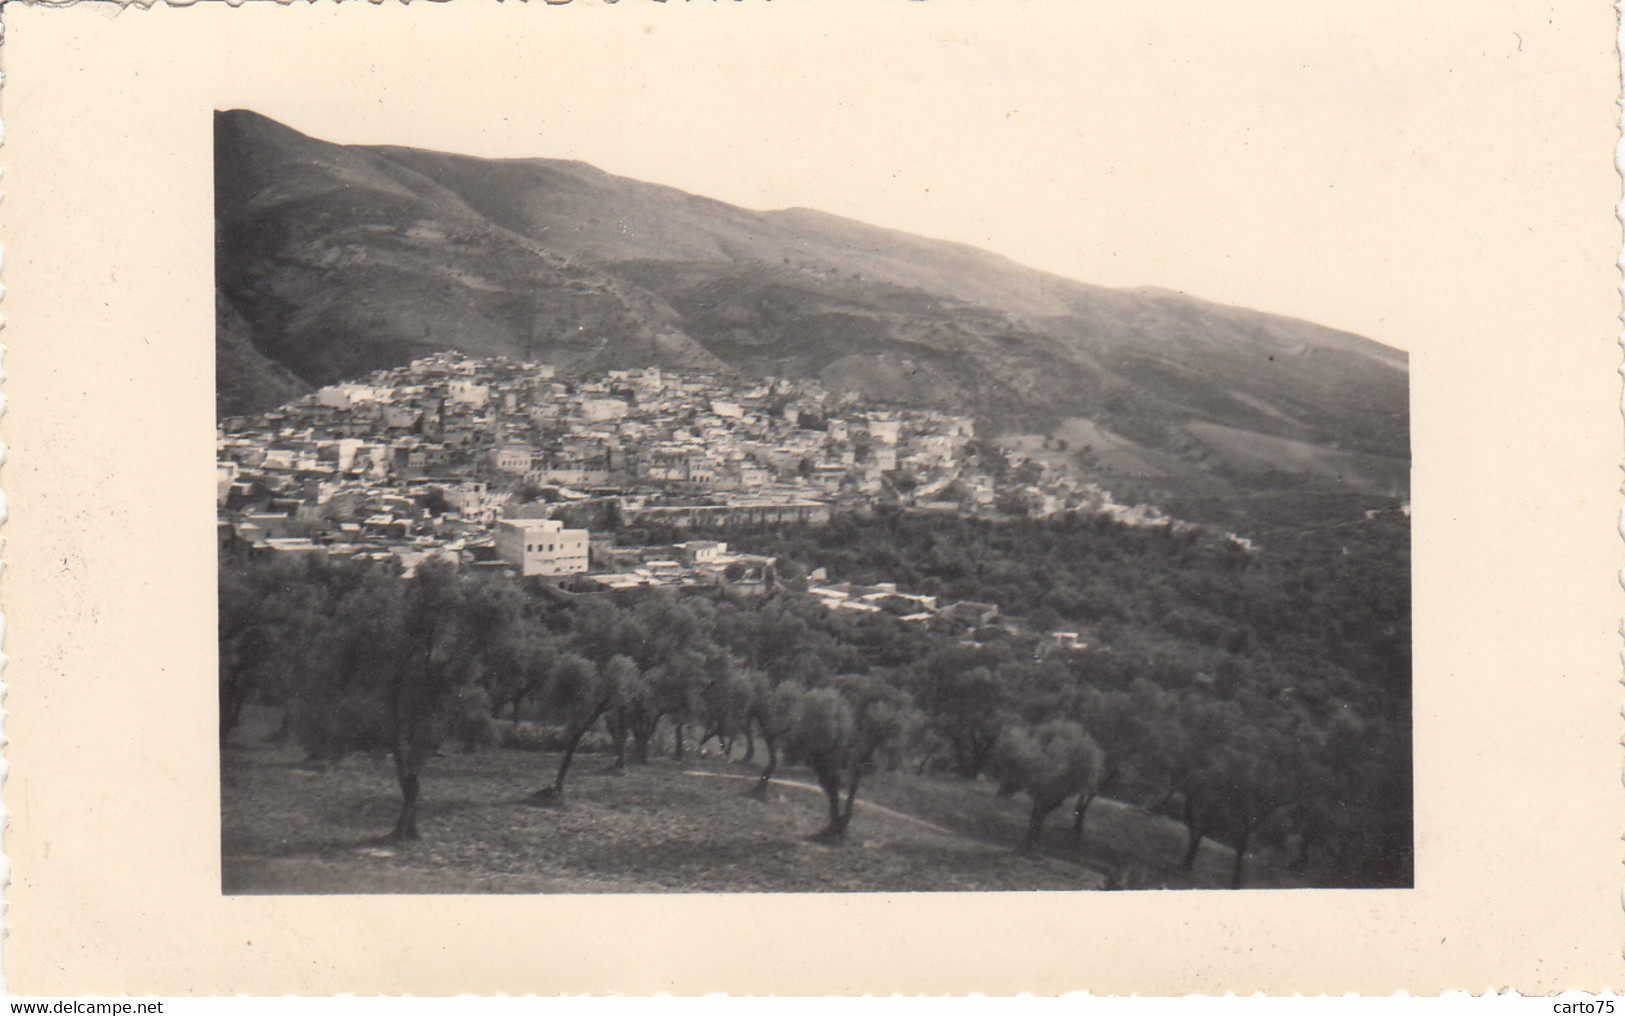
xmin=214 ymin=111 xmax=724 ymax=405
xmin=216 ymin=109 xmax=1407 ymax=501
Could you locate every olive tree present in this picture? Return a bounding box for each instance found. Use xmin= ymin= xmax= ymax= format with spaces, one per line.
xmin=296 ymin=560 xmax=502 ymax=841
xmin=988 ymin=719 xmax=1106 ymax=854
xmin=784 ymin=674 xmax=917 ymax=841
xmin=528 ymin=652 xmax=638 ymax=802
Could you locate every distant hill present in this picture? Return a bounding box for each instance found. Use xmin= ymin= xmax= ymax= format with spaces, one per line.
xmin=216 ymin=109 xmax=1408 ymax=503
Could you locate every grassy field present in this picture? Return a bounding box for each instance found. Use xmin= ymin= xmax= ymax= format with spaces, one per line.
xmin=222 ymin=714 xmax=1302 ymax=894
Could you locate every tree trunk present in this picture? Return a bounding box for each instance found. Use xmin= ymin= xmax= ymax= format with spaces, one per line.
xmin=743 ymin=723 xmax=756 ymax=764
xmin=952 ymin=737 xmax=975 ymax=779
xmin=841 ymin=770 xmax=863 ymax=833
xmin=969 ymin=735 xmax=994 ymax=779
xmin=629 ymin=712 xmax=655 ymax=764
xmin=813 ymin=770 xmax=847 ymax=840
xmin=1021 ymin=799 xmax=1058 ymax=854
xmin=219 ymin=674 xmax=242 ymax=744
xmin=551 ymin=731 xmax=582 ymax=796
xmin=1072 ymin=792 xmax=1096 ymax=838
xmin=1181 ymin=798 xmax=1204 ymax=870
xmin=753 ymin=735 xmax=779 ymax=795
xmin=672 ymin=721 xmax=687 ymax=760
xmin=391 ymin=753 xmax=422 ymax=841
xmin=265 ymin=707 xmax=294 ymax=745
xmin=914 ymin=746 xmax=940 ymax=776
xmin=220 ymin=685 xmax=248 ymax=745
xmin=1290 ymin=830 xmax=1314 ymax=871
xmin=1230 ymin=824 xmax=1253 ymax=889
xmin=1156 ymin=783 xmax=1180 ymax=813
xmin=389 ymin=691 xmax=428 ymax=840
xmin=609 ymin=714 xmax=628 ymax=771
xmin=392 ymin=772 xmax=420 ymax=841
xmin=545 ymin=706 xmax=606 ymax=799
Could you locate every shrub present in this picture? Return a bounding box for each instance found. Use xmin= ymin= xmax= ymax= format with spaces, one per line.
xmin=501 ymin=721 xmax=557 ymax=752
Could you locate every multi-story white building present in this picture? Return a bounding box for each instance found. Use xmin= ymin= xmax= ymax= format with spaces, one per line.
xmin=492 ymin=445 xmax=534 ymax=473
xmin=675 ymin=540 xmax=727 ymax=564
xmin=866 ymin=418 xmax=901 ymax=445
xmin=495 ymin=518 xmax=590 ymax=577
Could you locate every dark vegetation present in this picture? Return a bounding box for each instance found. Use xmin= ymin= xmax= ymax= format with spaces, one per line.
xmin=220 ymin=508 xmax=1411 ymax=889
xmin=725 ymin=508 xmax=1411 ymax=711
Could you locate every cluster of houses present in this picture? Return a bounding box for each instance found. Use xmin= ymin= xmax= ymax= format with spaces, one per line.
xmin=220 ymin=353 xmax=982 ymax=501
xmin=219 ymin=352 xmax=1131 ymax=521
xmin=216 ymin=353 xmax=1215 ymax=634
xmin=797 ymin=579 xmax=1090 ymax=652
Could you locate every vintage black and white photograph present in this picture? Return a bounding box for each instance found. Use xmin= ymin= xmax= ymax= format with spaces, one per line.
xmin=12 ymin=0 xmax=1624 ymax=993
xmin=214 ymin=24 xmax=1414 ymax=894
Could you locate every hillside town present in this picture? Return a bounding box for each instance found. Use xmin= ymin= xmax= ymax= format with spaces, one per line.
xmin=218 ymin=353 xmax=1194 ymax=607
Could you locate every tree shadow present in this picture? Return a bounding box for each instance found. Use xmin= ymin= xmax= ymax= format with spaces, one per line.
xmin=521 ymin=786 xmax=568 ymax=808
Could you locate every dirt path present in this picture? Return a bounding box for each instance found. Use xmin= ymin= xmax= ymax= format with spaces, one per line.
xmin=681 ymin=768 xmax=1231 ymax=876
xmin=680 ymin=769 xmax=963 ymax=838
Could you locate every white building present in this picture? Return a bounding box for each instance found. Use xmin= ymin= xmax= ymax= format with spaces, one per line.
xmin=495 ymin=518 xmax=590 ymax=577
xmin=676 ymin=540 xmax=727 ymax=564
xmin=867 ymin=418 xmax=901 ymax=445
xmin=443 ymin=480 xmax=497 ymax=512
xmin=581 ymin=398 xmax=630 ymax=423
xmin=335 ymin=438 xmax=365 ymax=472
xmin=312 ymin=383 xmax=377 ymax=410
xmin=216 ymin=461 xmax=239 ymax=504
xmin=447 ymin=380 xmax=490 ymax=407
xmin=315 ymin=386 xmax=352 ymax=410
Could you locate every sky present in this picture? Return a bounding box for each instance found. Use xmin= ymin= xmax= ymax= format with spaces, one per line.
xmin=201 ymin=0 xmax=1618 ymax=356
